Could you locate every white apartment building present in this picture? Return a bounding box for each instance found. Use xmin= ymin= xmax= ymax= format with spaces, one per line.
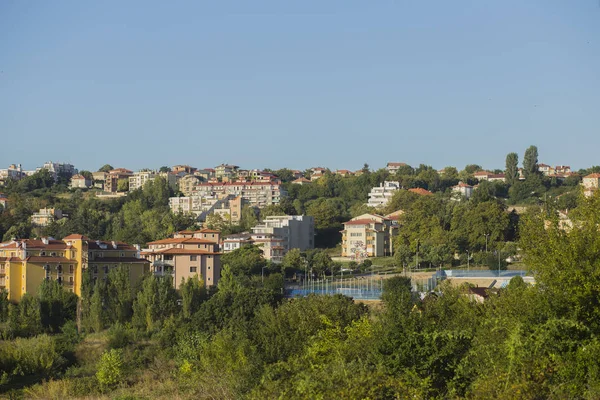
xmin=367 ymin=181 xmax=401 ymax=208
xmin=39 ymin=161 xmax=77 ymax=180
xmin=386 ymin=162 xmax=407 ymax=174
xmin=0 ymin=164 xmax=27 ymax=183
xmin=169 ymin=194 xmax=241 ymax=221
xmin=31 ymin=208 xmax=64 ymax=227
xmin=193 ymin=181 xmax=286 ymax=208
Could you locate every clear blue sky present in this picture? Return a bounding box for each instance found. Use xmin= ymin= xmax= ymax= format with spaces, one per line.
xmin=1 ymin=1 xmax=599 ymax=172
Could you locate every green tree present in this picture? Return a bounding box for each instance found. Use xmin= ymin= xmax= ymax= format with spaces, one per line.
xmin=117 ymin=178 xmax=129 ymax=192
xmin=505 ymin=152 xmax=519 ymax=186
xmin=523 ymin=145 xmax=539 ymax=179
xmin=107 ymin=266 xmax=134 ymax=324
xmin=180 ymin=276 xmax=206 ymax=319
xmin=159 ymin=166 xmax=171 ymax=173
xmin=221 ymin=245 xmax=266 ymax=277
xmin=88 ymin=281 xmax=108 ymax=332
xmin=132 ymin=275 xmax=177 ymax=332
xmin=38 ymin=279 xmax=77 ymax=333
xmin=0 ymin=289 xmax=8 ymax=322
xmin=240 ymin=205 xmax=259 ymax=231
xmin=281 ymin=248 xmax=304 ymax=278
xmin=98 ymin=164 xmax=113 ymax=173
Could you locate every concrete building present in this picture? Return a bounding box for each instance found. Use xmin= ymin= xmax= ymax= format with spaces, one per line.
xmin=341 ymin=213 xmax=399 ymax=258
xmin=193 ymin=181 xmax=286 ymax=208
xmin=39 ymin=161 xmax=77 ymax=181
xmin=582 ymin=173 xmax=600 ymax=197
xmin=222 ymin=233 xmax=286 ymax=263
xmin=0 ymin=235 xmax=149 ymax=302
xmin=179 ymin=174 xmax=203 ymax=196
xmin=473 ymin=171 xmax=506 ymax=182
xmin=142 ymin=229 xmax=221 ymax=289
xmin=451 ymin=182 xmax=474 ymax=199
xmin=31 ymin=208 xmax=65 ymax=227
xmin=105 ymin=168 xmax=134 ymax=193
xmin=128 ymin=170 xmax=178 ymax=192
xmin=291 ymin=177 xmax=312 ymax=185
xmin=252 ymin=215 xmax=315 ymax=252
xmin=169 ymin=194 xmax=243 ymax=222
xmin=215 ymin=164 xmax=239 ymax=181
xmin=70 ymin=174 xmax=92 ymax=189
xmin=0 ymin=193 xmax=7 ymax=209
xmin=367 ymin=181 xmax=401 ymax=208
xmin=172 ymin=165 xmax=197 ymax=174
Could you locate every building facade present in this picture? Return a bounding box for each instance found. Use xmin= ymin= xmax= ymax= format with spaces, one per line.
xmin=341 ymin=213 xmax=399 ymax=258
xmin=193 ymin=181 xmax=286 ymax=208
xmin=367 ymin=181 xmax=401 ymax=208
xmin=0 ymin=235 xmax=149 ymax=302
xmin=142 ymin=229 xmax=221 ymax=289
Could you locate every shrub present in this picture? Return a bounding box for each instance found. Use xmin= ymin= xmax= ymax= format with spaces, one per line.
xmin=108 ymin=322 xmax=131 ymax=349
xmin=96 ymin=348 xmax=124 ymax=389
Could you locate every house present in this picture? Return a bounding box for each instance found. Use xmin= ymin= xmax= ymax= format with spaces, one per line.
xmin=582 ymin=173 xmax=600 ymax=197
xmin=386 ymin=162 xmax=407 ymax=174
xmin=310 ymin=167 xmax=327 ymax=181
xmin=408 ymin=188 xmax=434 ymax=196
xmin=451 ymin=182 xmax=474 ymax=199
xmin=142 ymin=230 xmax=221 ymax=289
xmin=537 ymin=163 xmax=554 ymax=175
xmin=0 ymin=235 xmax=149 ymax=302
xmin=555 ymin=165 xmax=571 ymax=174
xmin=0 ymin=193 xmax=8 ymax=209
xmin=70 ymin=174 xmax=92 ymax=189
xmin=366 ymin=181 xmax=401 ymax=208
xmin=291 ymin=170 xmax=304 ymax=179
xmin=31 ymin=208 xmax=65 ymax=227
xmin=291 ymin=177 xmax=312 ymax=185
xmin=335 ymin=170 xmax=353 ymax=177
xmin=341 ymin=213 xmax=399 ymax=258
xmin=473 ymin=171 xmax=506 ymax=182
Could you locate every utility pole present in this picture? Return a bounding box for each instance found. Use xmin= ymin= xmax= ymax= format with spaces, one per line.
xmin=484 ymin=233 xmax=490 ymax=253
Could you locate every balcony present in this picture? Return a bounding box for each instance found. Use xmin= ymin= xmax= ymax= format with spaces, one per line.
xmin=152 ymin=259 xmax=174 ymax=268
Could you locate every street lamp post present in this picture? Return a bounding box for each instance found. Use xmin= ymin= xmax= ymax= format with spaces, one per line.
xmin=466 ymin=250 xmax=470 ymax=275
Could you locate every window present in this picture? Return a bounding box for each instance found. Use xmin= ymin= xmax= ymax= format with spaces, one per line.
xmin=57 ymin=265 xmax=62 ymax=273
xmin=51 ymin=252 xmax=56 ymax=256
xmin=190 ymin=266 xmax=197 ymax=273
xmin=208 ymin=255 xmax=212 ymax=259
xmin=92 ymin=265 xmax=98 ymax=273
xmin=69 ymin=276 xmax=74 ymax=283
xmin=69 ymin=265 xmax=74 ymax=273
xmin=121 ymin=253 xmax=124 ymax=257
xmin=103 ymin=265 xmax=109 ymax=273
xmin=190 ymin=255 xmax=197 ymax=261
xmin=208 ymin=266 xmax=211 ymax=270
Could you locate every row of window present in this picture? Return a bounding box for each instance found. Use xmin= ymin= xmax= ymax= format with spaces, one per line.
xmin=44 ymin=264 xmax=75 ymax=273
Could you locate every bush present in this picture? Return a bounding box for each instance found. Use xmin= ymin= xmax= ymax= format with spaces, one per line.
xmin=108 ymin=322 xmax=131 ymax=349
xmin=96 ymin=348 xmax=124 ymax=389
xmin=0 ymin=334 xmax=65 ymax=383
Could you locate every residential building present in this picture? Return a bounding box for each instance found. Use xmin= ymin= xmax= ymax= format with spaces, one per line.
xmin=555 ymin=165 xmax=571 ymax=174
xmin=310 ymin=167 xmax=326 ymax=181
xmin=105 ymin=168 xmax=133 ymax=193
xmin=179 ymin=174 xmax=203 ymax=196
xmin=212 ymin=195 xmax=244 ymax=223
xmin=252 ymin=215 xmax=315 ymax=252
xmin=70 ymin=174 xmax=92 ymax=189
xmin=582 ymin=173 xmax=600 ymax=197
xmin=335 ymin=170 xmax=353 ymax=177
xmin=473 ymin=171 xmax=506 ymax=182
xmin=341 ymin=213 xmax=399 ymax=258
xmin=0 ymin=193 xmax=7 ymax=209
xmin=39 ymin=161 xmax=77 ymax=180
xmin=215 ymin=164 xmax=239 ymax=181
xmin=91 ymin=171 xmax=108 ymax=190
xmin=172 ymin=165 xmax=197 ymax=174
xmin=193 ymin=181 xmax=286 ymax=208
xmin=31 ymin=208 xmax=64 ymax=227
xmin=291 ymin=177 xmax=311 ymax=185
xmin=129 ymin=170 xmax=178 ymax=192
xmin=386 ymin=162 xmax=407 ymax=174
xmin=195 ymin=169 xmax=215 ymax=181
xmin=142 ymin=230 xmax=221 ymax=289
xmin=537 ymin=163 xmax=554 ymax=175
xmin=0 ymin=235 xmax=149 ymax=302
xmin=367 ymin=181 xmax=401 ymax=208
xmin=451 ymin=182 xmax=474 ymax=199
xmin=0 ymin=164 xmax=27 ymax=184
xmin=222 ymin=232 xmax=286 ymax=263
xmin=291 ymin=170 xmax=304 ymax=179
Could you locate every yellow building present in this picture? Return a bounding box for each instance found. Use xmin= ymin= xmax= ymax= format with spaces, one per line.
xmin=341 ymin=213 xmax=401 ymax=258
xmin=0 ymin=234 xmax=149 ymax=302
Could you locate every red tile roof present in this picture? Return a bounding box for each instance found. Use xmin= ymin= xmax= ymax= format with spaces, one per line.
xmin=584 ymin=173 xmax=600 ymax=179
xmin=63 ymin=234 xmax=89 ymax=240
xmin=90 ymin=257 xmax=149 ymax=263
xmin=409 ymin=188 xmax=433 ymax=196
xmin=146 ymin=248 xmax=221 ymax=256
xmin=146 ymin=237 xmax=217 ymax=245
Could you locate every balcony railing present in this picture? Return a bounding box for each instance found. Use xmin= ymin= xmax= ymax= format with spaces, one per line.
xmin=152 ymin=259 xmax=174 ymax=267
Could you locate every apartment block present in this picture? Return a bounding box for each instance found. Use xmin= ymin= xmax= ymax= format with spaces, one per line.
xmin=215 ymin=164 xmax=239 ymax=181
xmin=142 ymin=229 xmax=221 ymax=288
xmin=193 ymin=181 xmax=286 ymax=208
xmin=451 ymin=182 xmax=474 ymax=199
xmin=386 ymin=162 xmax=407 ymax=174
xmin=179 ymin=174 xmax=203 ymax=196
xmin=105 ymin=168 xmax=134 ymax=192
xmin=0 ymin=164 xmax=27 ymax=184
xmin=367 ymin=181 xmax=400 ymax=208
xmin=0 ymin=235 xmax=149 ymax=302
xmin=223 ymin=233 xmax=286 ymax=263
xmin=341 ymin=213 xmax=399 ymax=258
xmin=129 ymin=170 xmax=178 ymax=191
